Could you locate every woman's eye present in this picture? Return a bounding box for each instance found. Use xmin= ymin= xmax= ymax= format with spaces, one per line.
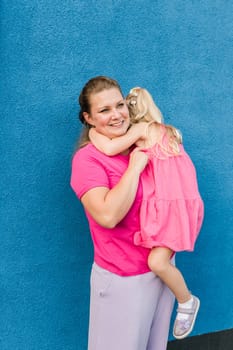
xmin=117 ymin=102 xmax=125 ymax=108
xmin=100 ymin=108 xmax=109 ymax=113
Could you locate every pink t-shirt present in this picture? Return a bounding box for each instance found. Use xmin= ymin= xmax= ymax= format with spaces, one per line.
xmin=70 ymin=143 xmax=150 ymax=276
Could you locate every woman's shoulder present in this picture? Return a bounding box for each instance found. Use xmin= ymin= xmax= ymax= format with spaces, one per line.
xmin=73 ymin=143 xmax=100 ymax=158
xmin=71 ymin=144 xmax=98 ymax=169
xmin=72 ymin=143 xmax=127 ymax=165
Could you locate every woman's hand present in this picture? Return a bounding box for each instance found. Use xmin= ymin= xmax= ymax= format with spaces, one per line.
xmin=128 ymin=147 xmax=149 ymax=174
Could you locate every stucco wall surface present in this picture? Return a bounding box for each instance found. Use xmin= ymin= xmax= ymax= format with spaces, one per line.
xmin=1 ymin=1 xmax=233 ymax=349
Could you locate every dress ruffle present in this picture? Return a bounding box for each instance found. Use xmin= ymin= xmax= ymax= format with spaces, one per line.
xmin=134 ymin=197 xmax=204 ymax=251
xmin=134 ymin=143 xmax=204 ymax=252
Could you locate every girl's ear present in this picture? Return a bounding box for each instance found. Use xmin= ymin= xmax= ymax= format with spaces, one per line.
xmin=83 ymin=112 xmax=95 ymax=126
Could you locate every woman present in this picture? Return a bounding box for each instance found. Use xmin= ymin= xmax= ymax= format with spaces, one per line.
xmin=70 ymin=76 xmax=175 ymax=350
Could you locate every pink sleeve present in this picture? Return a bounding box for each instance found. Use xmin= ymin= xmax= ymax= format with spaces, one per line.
xmin=70 ymin=148 xmax=110 ymax=199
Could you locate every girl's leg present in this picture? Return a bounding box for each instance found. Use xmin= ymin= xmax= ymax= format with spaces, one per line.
xmin=148 ymin=248 xmax=200 ymax=340
xmin=88 ymin=263 xmax=173 ymax=350
xmin=148 ymin=247 xmax=191 ymax=303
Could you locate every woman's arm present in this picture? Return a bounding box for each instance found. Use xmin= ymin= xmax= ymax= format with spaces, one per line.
xmin=81 ymin=148 xmax=148 ymax=228
xmin=89 ymin=123 xmax=148 ymax=156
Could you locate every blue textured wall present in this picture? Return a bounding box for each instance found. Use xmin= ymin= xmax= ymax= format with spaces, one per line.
xmin=1 ymin=1 xmax=233 ymax=349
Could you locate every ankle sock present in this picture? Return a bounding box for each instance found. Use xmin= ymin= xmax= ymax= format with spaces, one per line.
xmin=177 ymin=296 xmax=194 ymax=320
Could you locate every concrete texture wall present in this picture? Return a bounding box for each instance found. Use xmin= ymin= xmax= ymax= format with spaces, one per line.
xmin=1 ymin=1 xmax=233 ymax=349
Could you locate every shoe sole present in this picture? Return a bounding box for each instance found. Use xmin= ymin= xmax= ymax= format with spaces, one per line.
xmin=173 ymin=296 xmax=200 ymax=340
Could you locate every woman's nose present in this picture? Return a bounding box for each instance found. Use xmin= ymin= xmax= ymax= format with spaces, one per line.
xmin=111 ymin=108 xmax=121 ymax=118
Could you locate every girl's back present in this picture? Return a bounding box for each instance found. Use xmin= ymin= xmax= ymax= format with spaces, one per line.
xmin=134 ymin=124 xmax=204 ymax=252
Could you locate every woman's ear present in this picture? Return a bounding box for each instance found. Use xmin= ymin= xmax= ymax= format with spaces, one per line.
xmin=83 ymin=112 xmax=95 ymax=126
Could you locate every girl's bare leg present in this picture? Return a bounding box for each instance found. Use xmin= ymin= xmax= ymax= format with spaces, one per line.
xmin=148 ymin=247 xmax=200 ymax=339
xmin=148 ymin=247 xmax=191 ymax=303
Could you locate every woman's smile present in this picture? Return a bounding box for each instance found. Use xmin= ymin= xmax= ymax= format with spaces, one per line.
xmin=109 ymin=119 xmax=125 ymax=127
xmin=84 ymin=88 xmax=130 ymax=139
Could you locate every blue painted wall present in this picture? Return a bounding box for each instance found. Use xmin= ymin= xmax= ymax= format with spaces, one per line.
xmin=1 ymin=1 xmax=232 ymax=349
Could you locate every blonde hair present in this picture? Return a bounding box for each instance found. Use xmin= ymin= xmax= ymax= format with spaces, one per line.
xmin=126 ymin=87 xmax=182 ymax=156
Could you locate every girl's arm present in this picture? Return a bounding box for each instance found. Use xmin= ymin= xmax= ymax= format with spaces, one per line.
xmin=89 ymin=123 xmax=148 ymax=156
xmin=81 ymin=148 xmax=148 ymax=228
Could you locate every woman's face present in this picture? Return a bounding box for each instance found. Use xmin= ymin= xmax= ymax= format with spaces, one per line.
xmin=83 ymin=88 xmax=130 ymax=139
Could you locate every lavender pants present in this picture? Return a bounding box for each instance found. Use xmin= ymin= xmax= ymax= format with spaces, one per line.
xmin=88 ymin=261 xmax=175 ymax=350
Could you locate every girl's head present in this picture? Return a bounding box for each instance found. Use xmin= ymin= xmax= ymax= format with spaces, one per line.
xmin=127 ymin=87 xmax=182 ymax=154
xmin=78 ymin=76 xmax=130 ymax=146
xmin=126 ymin=87 xmax=163 ymax=124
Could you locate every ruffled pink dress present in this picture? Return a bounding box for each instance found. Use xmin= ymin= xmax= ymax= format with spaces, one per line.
xmin=134 ymin=134 xmax=204 ymax=252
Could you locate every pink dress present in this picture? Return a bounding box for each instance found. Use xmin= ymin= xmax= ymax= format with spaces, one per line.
xmin=134 ymin=135 xmax=204 ymax=252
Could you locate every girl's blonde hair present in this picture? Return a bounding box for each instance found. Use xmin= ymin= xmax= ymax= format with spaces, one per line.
xmin=126 ymin=87 xmax=182 ymax=156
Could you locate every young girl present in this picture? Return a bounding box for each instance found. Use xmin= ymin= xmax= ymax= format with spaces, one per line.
xmin=89 ymin=87 xmax=204 ymax=340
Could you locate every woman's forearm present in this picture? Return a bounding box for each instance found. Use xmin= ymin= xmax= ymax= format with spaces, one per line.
xmin=81 ymin=150 xmax=148 ymax=228
xmin=101 ymin=165 xmax=142 ymax=227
